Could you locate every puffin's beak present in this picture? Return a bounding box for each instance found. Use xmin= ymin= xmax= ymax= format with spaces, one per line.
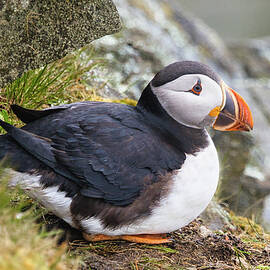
xmin=213 ymin=84 xmax=253 ymax=131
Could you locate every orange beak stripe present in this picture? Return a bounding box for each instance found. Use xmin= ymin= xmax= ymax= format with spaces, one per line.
xmin=226 ymin=88 xmax=253 ymax=131
xmin=213 ymin=85 xmax=253 ymax=132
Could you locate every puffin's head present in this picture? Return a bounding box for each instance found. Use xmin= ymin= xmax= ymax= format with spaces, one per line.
xmin=146 ymin=61 xmax=253 ymax=131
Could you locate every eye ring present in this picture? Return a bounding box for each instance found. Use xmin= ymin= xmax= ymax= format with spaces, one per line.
xmin=191 ymin=79 xmax=202 ymax=96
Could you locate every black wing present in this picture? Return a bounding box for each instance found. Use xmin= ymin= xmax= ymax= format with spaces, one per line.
xmin=2 ymin=102 xmax=186 ymax=206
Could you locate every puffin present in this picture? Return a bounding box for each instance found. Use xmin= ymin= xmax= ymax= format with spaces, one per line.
xmin=0 ymin=61 xmax=253 ymax=244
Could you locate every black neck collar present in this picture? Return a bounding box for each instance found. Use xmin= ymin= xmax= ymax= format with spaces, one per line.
xmin=136 ymin=84 xmax=209 ymax=155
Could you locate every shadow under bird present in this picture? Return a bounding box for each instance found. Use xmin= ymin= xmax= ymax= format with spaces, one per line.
xmin=0 ymin=61 xmax=253 ymax=244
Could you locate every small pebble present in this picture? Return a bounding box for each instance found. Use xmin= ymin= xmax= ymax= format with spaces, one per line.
xmin=199 ymin=225 xmax=212 ymax=237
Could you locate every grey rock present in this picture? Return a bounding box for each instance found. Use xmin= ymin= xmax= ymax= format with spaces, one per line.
xmin=200 ymin=200 xmax=235 ymax=231
xmin=262 ymin=195 xmax=270 ymax=230
xmin=239 ymin=176 xmax=270 ymax=216
xmin=0 ymin=0 xmax=121 ymax=88
xmin=212 ymin=131 xmax=255 ymax=214
xmin=230 ymin=37 xmax=270 ymax=78
xmin=91 ymin=0 xmax=243 ymax=99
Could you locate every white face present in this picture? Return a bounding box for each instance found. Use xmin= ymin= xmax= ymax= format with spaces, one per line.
xmin=151 ymin=74 xmax=225 ymax=129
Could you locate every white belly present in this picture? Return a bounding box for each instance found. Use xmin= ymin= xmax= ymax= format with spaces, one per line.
xmin=6 ymin=169 xmax=74 ymax=226
xmin=81 ymin=133 xmax=220 ymax=235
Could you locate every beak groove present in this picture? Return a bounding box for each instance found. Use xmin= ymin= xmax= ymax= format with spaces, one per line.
xmin=213 ymin=85 xmax=253 ymax=132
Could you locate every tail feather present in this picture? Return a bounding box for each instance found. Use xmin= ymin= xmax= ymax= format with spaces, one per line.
xmin=11 ymin=104 xmax=66 ymax=124
xmin=0 ymin=119 xmax=14 ymax=133
xmin=0 ymin=127 xmax=42 ymax=172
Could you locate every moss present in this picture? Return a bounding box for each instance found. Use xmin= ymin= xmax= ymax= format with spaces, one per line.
xmin=230 ymin=212 xmax=270 ymax=250
xmin=112 ymin=98 xmax=137 ymax=106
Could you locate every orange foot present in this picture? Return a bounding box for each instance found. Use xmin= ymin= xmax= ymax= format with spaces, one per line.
xmin=83 ymin=233 xmax=171 ymax=244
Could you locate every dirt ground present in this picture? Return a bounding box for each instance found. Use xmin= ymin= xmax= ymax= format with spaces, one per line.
xmin=43 ymin=214 xmax=270 ymax=270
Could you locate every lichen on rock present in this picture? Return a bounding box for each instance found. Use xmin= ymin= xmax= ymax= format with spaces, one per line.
xmin=0 ymin=0 xmax=121 ymax=88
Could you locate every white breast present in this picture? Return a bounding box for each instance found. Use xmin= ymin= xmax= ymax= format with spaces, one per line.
xmin=81 ymin=132 xmax=220 ymax=235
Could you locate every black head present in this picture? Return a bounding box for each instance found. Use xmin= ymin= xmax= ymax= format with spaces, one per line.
xmin=137 ymin=60 xmax=253 ymax=132
xmin=138 ymin=61 xmax=224 ymax=129
xmin=151 ymin=61 xmax=221 ymax=88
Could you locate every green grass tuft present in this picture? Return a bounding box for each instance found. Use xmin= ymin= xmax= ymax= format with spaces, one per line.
xmin=143 ymin=245 xmax=179 ymax=254
xmin=0 ymin=175 xmax=79 ymax=270
xmin=0 ymin=46 xmax=105 ymax=126
xmin=0 ymin=45 xmax=136 ymax=133
xmin=256 ymin=266 xmax=270 ymax=270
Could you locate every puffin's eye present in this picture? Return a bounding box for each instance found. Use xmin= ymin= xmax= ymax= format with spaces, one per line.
xmin=191 ymin=79 xmax=202 ymax=96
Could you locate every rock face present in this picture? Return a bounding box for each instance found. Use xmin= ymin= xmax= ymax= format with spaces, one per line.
xmin=229 ymin=37 xmax=270 ymax=228
xmin=230 ymin=38 xmax=270 ymax=78
xmin=90 ymin=0 xmax=270 ymax=228
xmin=92 ymin=0 xmax=245 ymax=98
xmin=0 ymin=0 xmax=121 ymax=88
